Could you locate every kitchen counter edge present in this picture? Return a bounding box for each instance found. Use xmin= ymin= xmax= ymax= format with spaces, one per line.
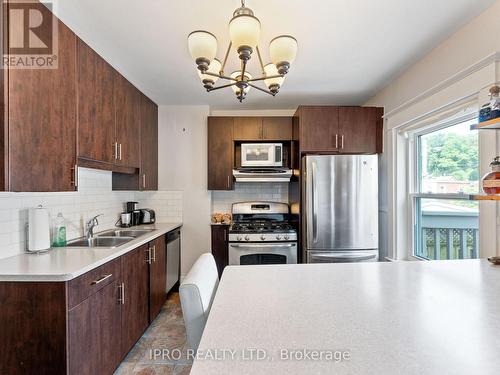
xmin=0 ymin=222 xmax=182 ymax=282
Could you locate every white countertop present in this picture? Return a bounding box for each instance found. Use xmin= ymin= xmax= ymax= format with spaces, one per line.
xmin=191 ymin=260 xmax=500 ymax=375
xmin=0 ymin=222 xmax=182 ymax=282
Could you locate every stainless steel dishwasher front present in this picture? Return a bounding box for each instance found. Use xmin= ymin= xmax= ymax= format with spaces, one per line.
xmin=166 ymin=229 xmax=181 ymax=293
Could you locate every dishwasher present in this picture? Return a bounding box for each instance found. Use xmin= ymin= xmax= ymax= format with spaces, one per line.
xmin=166 ymin=229 xmax=181 ymax=293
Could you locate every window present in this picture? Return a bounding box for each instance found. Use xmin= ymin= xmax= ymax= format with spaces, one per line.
xmin=412 ymin=117 xmax=479 ymax=260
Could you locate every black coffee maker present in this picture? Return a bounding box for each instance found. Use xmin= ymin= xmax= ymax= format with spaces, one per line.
xmin=126 ymin=202 xmax=141 ymax=226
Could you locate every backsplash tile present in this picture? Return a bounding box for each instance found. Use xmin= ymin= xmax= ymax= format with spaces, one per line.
xmin=0 ymin=167 xmax=183 ymax=260
xmin=211 ymin=182 xmax=289 ymax=214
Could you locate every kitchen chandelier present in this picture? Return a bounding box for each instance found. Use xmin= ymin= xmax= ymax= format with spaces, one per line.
xmin=187 ymin=0 xmax=298 ymax=102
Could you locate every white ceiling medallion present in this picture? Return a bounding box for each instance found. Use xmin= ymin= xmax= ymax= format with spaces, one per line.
xmin=188 ymin=0 xmax=298 ymax=102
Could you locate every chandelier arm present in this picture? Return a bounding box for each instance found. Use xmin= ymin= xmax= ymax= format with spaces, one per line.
xmin=247 ymin=74 xmax=283 ymax=83
xmin=203 ymin=71 xmax=238 ymax=82
xmin=248 ymin=83 xmax=276 ymax=96
xmin=240 ymin=59 xmax=247 ymax=82
xmin=256 ymin=46 xmax=265 ymax=75
xmin=220 ymin=42 xmax=232 ymax=75
xmin=207 ymin=82 xmax=238 ymax=92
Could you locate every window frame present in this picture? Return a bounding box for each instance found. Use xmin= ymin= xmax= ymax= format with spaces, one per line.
xmin=408 ymin=112 xmax=479 ymax=260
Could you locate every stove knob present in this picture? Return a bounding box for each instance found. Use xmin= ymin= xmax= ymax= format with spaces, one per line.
xmin=276 ymin=235 xmax=282 ymax=241
xmin=237 ymin=236 xmax=242 ymax=241
xmin=284 ymin=235 xmax=290 ymax=240
xmin=244 ymin=236 xmax=250 ymax=241
xmin=260 ymin=235 xmax=266 ymax=241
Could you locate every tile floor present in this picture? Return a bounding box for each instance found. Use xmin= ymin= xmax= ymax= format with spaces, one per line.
xmin=114 ymin=293 xmax=192 ymax=375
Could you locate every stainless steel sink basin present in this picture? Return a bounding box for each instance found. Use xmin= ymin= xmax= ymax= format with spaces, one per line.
xmin=97 ymin=229 xmax=154 ymax=238
xmin=67 ymin=236 xmax=134 ymax=248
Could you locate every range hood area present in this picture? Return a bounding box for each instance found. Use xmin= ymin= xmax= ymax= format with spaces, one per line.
xmin=233 ymin=168 xmax=293 ymax=183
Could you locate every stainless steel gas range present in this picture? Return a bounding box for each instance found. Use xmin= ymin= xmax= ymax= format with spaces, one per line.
xmin=228 ymin=202 xmax=298 ymax=265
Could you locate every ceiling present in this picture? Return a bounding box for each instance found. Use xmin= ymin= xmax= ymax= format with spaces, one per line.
xmin=49 ymin=0 xmax=496 ymax=110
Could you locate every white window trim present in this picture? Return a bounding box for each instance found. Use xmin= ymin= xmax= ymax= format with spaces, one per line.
xmin=389 ymin=105 xmax=497 ymax=261
xmin=406 ymin=112 xmax=479 ymax=260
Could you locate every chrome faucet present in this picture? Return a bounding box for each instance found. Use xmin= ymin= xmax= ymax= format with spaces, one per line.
xmin=86 ymin=214 xmax=103 ymax=239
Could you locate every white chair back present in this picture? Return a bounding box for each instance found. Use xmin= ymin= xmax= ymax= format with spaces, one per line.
xmin=179 ymin=253 xmax=219 ymax=351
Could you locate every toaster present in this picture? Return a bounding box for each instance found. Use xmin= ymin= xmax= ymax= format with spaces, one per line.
xmin=139 ymin=209 xmax=156 ymax=224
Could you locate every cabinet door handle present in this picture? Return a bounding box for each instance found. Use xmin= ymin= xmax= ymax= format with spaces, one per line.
xmin=227 ymin=175 xmax=230 ymax=189
xmin=118 ymin=143 xmax=122 ymax=160
xmin=118 ymin=282 xmax=125 ymax=304
xmin=341 ymin=134 xmax=344 ymax=149
xmin=146 ymin=247 xmax=152 ymax=264
xmin=71 ymin=165 xmax=78 ymax=187
xmin=114 ymin=142 xmax=118 ymax=160
xmin=142 ymin=174 xmax=146 ymax=189
xmin=152 ymin=245 xmax=156 ymax=262
xmin=335 ymin=134 xmax=338 ymax=148
xmin=91 ymin=273 xmax=112 ymax=285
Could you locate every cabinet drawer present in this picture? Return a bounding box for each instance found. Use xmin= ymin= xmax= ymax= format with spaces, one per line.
xmin=67 ymin=258 xmax=121 ymax=310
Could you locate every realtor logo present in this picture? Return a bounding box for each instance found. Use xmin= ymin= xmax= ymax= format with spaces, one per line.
xmin=2 ymin=0 xmax=59 ymax=69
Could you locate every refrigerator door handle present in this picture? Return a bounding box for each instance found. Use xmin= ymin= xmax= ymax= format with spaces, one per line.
xmin=312 ymin=161 xmax=318 ymax=243
xmin=310 ymin=253 xmax=377 ymax=261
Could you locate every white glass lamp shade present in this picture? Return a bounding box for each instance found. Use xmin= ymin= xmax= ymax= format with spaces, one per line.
xmin=269 ymin=35 xmax=298 ymax=64
xmin=198 ymin=59 xmax=222 ymax=83
xmin=264 ymin=63 xmax=285 ymax=88
xmin=231 ymin=71 xmax=252 ymax=94
xmin=188 ymin=31 xmax=217 ymax=61
xmin=229 ymin=15 xmax=261 ymax=49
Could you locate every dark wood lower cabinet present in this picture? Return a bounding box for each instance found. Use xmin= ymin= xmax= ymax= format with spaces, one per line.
xmin=149 ymin=236 xmax=167 ymax=321
xmin=0 ymin=232 xmax=177 ymax=375
xmin=68 ymin=280 xmax=122 ymax=375
xmin=211 ymin=224 xmax=229 ymax=278
xmin=121 ymin=244 xmax=150 ymax=355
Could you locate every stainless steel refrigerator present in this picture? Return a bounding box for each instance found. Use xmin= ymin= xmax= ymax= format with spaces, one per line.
xmin=302 ymin=155 xmax=379 ymax=263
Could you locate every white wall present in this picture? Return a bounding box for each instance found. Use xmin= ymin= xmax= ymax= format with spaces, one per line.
xmin=158 ymin=105 xmax=211 ymax=277
xmin=366 ymin=1 xmax=500 ymax=259
xmin=0 ymin=168 xmax=182 ymax=260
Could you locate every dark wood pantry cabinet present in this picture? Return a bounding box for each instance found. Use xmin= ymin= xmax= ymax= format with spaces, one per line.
xmin=208 ymin=117 xmax=234 ymax=190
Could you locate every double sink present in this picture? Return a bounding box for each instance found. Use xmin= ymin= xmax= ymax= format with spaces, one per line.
xmin=67 ymin=229 xmax=154 ymax=248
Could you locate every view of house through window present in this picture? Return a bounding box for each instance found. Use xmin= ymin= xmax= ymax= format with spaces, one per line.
xmin=414 ymin=118 xmax=479 ymax=260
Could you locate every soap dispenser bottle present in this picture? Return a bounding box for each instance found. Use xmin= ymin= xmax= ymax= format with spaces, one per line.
xmin=52 ymin=212 xmax=67 ymax=247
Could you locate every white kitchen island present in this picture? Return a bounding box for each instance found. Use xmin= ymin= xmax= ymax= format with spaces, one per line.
xmin=190 ymin=260 xmax=500 ymax=375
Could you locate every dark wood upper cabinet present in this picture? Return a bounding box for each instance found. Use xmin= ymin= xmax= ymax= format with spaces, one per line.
xmin=121 ymin=244 xmax=150 ymax=356
xmin=295 ymin=106 xmax=383 ymax=154
xmin=140 ymin=95 xmax=159 ymax=190
xmin=263 ymin=117 xmax=292 ymax=140
xmin=76 ymin=39 xmax=116 ymax=164
xmin=233 ymin=117 xmax=292 ymax=141
xmin=233 ymin=117 xmax=263 ymax=140
xmin=339 ymin=107 xmax=384 ymax=154
xmin=115 ymin=74 xmax=141 ymax=168
xmin=296 ymin=106 xmax=340 ymax=152
xmin=7 ymin=18 xmax=77 ymax=192
xmin=208 ymin=117 xmax=234 ymax=190
xmin=149 ymin=236 xmax=167 ymax=321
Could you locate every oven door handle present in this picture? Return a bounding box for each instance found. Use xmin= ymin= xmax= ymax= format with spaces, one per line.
xmin=230 ymin=244 xmax=295 ymax=248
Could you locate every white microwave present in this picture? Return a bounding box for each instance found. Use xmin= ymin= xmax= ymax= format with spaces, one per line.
xmin=241 ymin=143 xmax=283 ymax=167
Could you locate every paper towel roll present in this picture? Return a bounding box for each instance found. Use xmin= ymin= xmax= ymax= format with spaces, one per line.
xmin=28 ymin=206 xmax=51 ymax=252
